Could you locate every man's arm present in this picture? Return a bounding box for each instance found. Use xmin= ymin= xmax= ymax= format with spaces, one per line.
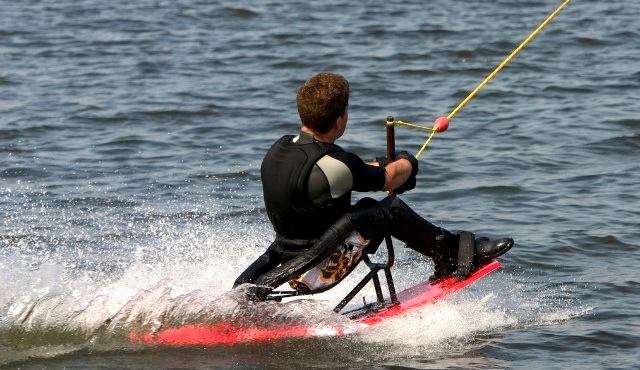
xmin=372 ymin=158 xmax=413 ymax=191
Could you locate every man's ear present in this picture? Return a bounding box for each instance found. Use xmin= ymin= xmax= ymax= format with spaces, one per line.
xmin=330 ymin=117 xmax=341 ymax=133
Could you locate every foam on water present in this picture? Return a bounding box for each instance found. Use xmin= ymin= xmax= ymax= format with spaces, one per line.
xmin=0 ymin=207 xmax=589 ymax=365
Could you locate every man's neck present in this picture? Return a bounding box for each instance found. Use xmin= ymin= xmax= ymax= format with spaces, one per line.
xmin=300 ymin=126 xmax=335 ymax=144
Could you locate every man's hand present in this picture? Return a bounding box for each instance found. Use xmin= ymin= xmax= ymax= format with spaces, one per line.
xmin=376 ymin=151 xmax=418 ymax=172
xmin=394 ymin=174 xmax=416 ymax=194
xmin=377 ymin=151 xmax=419 ymax=193
xmin=395 ymin=151 xmax=419 ymax=177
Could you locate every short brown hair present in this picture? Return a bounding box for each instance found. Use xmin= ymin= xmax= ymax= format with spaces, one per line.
xmin=296 ymin=72 xmax=349 ymax=133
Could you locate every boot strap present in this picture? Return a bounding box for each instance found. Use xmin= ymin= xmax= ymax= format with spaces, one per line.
xmin=457 ymin=231 xmax=475 ymax=280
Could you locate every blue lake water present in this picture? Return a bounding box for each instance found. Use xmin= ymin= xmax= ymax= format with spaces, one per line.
xmin=1 ymin=0 xmax=639 ymax=368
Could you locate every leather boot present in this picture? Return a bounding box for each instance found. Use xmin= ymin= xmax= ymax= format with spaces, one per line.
xmin=475 ymin=236 xmax=514 ymax=263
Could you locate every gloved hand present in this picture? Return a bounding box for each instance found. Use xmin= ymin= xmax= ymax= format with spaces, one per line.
xmin=375 ymin=151 xmax=419 ymax=194
xmin=395 ymin=150 xmax=419 ymax=177
xmin=375 ymin=151 xmax=418 ymax=172
xmin=393 ymin=174 xmax=416 ymax=194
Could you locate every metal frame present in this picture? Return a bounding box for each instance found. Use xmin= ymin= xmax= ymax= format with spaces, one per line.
xmin=265 ymin=227 xmax=399 ymax=316
xmin=333 ymin=229 xmax=398 ymax=313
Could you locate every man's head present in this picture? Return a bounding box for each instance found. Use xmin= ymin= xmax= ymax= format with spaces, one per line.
xmin=296 ymin=72 xmax=349 ymax=134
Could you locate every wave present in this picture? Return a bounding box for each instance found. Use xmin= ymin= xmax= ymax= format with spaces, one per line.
xmin=1 ymin=244 xmax=589 ymax=367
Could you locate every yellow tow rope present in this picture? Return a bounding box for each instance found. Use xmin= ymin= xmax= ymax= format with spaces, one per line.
xmin=391 ymin=0 xmax=571 ymax=159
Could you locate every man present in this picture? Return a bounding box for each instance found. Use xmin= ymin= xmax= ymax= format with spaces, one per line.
xmin=234 ymin=72 xmax=513 ymax=291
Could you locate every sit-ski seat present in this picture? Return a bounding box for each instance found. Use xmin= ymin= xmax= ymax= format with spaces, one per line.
xmin=255 ymin=204 xmax=392 ymax=295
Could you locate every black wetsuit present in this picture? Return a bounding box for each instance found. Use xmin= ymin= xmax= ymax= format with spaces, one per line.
xmin=261 ymin=131 xmax=385 ymax=240
xmin=233 ymin=131 xmax=456 ymax=288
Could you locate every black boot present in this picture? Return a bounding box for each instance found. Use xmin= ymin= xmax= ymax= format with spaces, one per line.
xmin=475 ymin=236 xmax=514 ymax=263
xmin=432 ymin=234 xmax=515 ymax=281
xmin=429 ymin=229 xmax=458 ymax=281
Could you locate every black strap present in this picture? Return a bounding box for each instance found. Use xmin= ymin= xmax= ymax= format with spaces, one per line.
xmin=457 ymin=231 xmax=475 ymax=280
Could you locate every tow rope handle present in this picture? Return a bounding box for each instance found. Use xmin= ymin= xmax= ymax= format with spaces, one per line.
xmin=386 ymin=116 xmax=396 ymax=196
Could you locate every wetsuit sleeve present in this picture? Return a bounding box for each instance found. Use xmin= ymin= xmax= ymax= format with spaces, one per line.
xmin=330 ymin=152 xmax=386 ymax=192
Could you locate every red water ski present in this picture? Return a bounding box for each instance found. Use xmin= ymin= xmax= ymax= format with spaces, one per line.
xmin=353 ymin=260 xmax=501 ymax=326
xmin=129 ymin=260 xmax=501 ymax=346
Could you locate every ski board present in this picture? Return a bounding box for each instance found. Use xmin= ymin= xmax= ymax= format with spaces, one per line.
xmin=129 ymin=260 xmax=501 ymax=346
